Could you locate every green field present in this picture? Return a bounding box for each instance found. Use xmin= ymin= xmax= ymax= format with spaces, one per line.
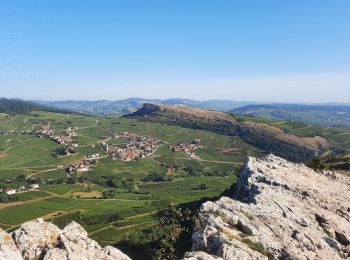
xmin=0 ymin=110 xmax=349 ymax=252
xmin=0 ymin=111 xmax=247 ymax=248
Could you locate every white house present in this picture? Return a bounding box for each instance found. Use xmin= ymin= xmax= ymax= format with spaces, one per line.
xmin=30 ymin=184 xmax=39 ymax=189
xmin=5 ymin=189 xmax=16 ymax=195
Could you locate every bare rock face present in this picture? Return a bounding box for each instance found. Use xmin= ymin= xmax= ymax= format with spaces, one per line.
xmin=186 ymin=154 xmax=350 ymax=259
xmin=59 ymin=221 xmax=130 ymax=260
xmin=0 ymin=228 xmax=22 ymax=260
xmin=184 ymin=251 xmax=223 ymax=260
xmin=0 ymin=219 xmax=130 ymax=260
xmin=11 ymin=218 xmax=60 ymax=259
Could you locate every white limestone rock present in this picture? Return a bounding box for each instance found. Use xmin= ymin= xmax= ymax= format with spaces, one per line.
xmin=43 ymin=248 xmax=68 ymax=260
xmin=59 ymin=221 xmax=131 ymax=260
xmin=0 ymin=228 xmax=23 ymax=260
xmin=185 ymin=154 xmax=350 ymax=259
xmin=184 ymin=251 xmax=223 ymax=260
xmin=0 ymin=218 xmax=130 ymax=260
xmin=11 ymin=218 xmax=60 ymax=260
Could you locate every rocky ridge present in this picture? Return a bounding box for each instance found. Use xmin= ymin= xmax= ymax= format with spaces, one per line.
xmin=184 ymin=154 xmax=350 ymax=259
xmin=0 ymin=218 xmax=130 ymax=260
xmin=127 ymin=103 xmax=329 ymax=162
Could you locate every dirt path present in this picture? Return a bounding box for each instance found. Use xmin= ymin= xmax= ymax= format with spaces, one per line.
xmin=126 ymin=210 xmax=157 ymax=220
xmin=336 ymin=132 xmax=350 ymax=136
xmin=199 ymin=159 xmax=242 ymax=165
xmin=89 ymin=225 xmax=114 ymax=235
xmin=89 ymin=211 xmax=158 ymax=235
xmin=292 ymin=125 xmax=312 ymax=130
xmin=33 ymin=157 xmax=47 ymax=163
xmin=269 ymin=121 xmax=287 ymax=125
xmin=0 ymin=193 xmax=55 ymax=210
xmin=197 ymin=160 xmax=208 ymax=168
xmin=41 ymin=210 xmax=67 ymax=220
xmin=160 ymin=156 xmax=242 ymax=165
xmin=0 ymin=201 xmax=24 ymax=209
xmin=75 ymin=125 xmax=98 ymax=130
xmin=27 ymin=167 xmax=61 ymax=178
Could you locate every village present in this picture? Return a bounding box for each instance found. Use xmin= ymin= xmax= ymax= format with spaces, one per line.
xmin=108 ymin=132 xmax=164 ymax=161
xmin=0 ymin=126 xmax=202 ymax=197
xmin=0 ymin=183 xmax=40 ymax=196
xmin=0 ymin=126 xmax=79 ymax=157
xmin=64 ymin=132 xmax=164 ymax=175
xmin=171 ymin=139 xmax=202 ymax=160
xmin=66 ymin=153 xmax=101 ymax=174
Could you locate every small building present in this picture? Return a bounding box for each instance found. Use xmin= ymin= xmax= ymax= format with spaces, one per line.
xmin=5 ymin=189 xmax=16 ymax=195
xmin=30 ymin=184 xmax=39 ymax=189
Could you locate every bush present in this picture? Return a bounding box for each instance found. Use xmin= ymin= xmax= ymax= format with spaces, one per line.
xmin=307 ymin=156 xmax=326 ymax=170
xmin=150 ymin=207 xmax=198 ymax=260
xmin=102 ymin=189 xmax=116 ymax=199
xmin=109 ymin=213 xmax=125 ymax=222
xmin=198 ymin=184 xmax=208 ymax=190
xmin=0 ymin=194 xmax=18 ymax=203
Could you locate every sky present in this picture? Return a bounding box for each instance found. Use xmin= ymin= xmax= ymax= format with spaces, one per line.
xmin=0 ymin=0 xmax=349 ymax=102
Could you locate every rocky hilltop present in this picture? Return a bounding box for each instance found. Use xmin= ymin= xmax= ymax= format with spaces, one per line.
xmin=126 ymin=103 xmax=329 ymax=162
xmin=185 ymin=154 xmax=350 ymax=259
xmin=0 ymin=219 xmax=130 ymax=260
xmin=128 ymin=103 xmax=237 ymax=124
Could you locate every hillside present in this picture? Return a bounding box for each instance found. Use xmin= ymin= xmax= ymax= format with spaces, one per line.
xmin=0 ymin=107 xmax=348 ymax=258
xmin=232 ymin=104 xmax=350 ymax=128
xmin=0 ymin=98 xmax=71 ymax=115
xmin=0 ymin=109 xmax=244 ymax=259
xmin=126 ymin=103 xmax=331 ymax=162
xmin=185 ymin=154 xmax=350 ymax=259
xmin=308 ymin=150 xmax=350 ymax=171
xmin=34 ymin=98 xmax=253 ymax=117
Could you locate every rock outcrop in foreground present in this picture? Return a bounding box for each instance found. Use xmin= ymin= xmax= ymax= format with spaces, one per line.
xmin=185 ymin=154 xmax=350 ymax=259
xmin=0 ymin=219 xmax=130 ymax=260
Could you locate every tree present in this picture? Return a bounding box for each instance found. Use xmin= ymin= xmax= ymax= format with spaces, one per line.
xmin=150 ymin=207 xmax=197 ymax=260
xmin=105 ymin=179 xmax=118 ymax=188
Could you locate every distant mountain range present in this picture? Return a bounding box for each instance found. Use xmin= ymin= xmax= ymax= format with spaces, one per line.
xmin=34 ymin=98 xmax=350 ymax=128
xmin=232 ymin=104 xmax=350 ymax=128
xmin=3 ymin=98 xmax=349 ymax=128
xmin=34 ymin=98 xmax=255 ymax=117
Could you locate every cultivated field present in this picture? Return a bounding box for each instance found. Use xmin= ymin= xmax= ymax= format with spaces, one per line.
xmin=0 ymin=111 xmax=247 ymax=247
xmin=0 ymin=111 xmax=349 ymax=249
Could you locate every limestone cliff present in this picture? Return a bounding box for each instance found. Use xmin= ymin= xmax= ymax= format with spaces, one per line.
xmin=0 ymin=218 xmax=130 ymax=260
xmin=127 ymin=103 xmax=329 ymax=162
xmin=184 ymin=154 xmax=350 ymax=259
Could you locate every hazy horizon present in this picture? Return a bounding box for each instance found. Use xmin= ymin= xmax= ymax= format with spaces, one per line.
xmin=2 ymin=96 xmax=350 ymax=106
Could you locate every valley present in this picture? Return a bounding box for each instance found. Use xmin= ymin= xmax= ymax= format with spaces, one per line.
xmin=0 ymin=103 xmax=349 ymax=258
xmin=0 ymin=110 xmax=245 ymax=256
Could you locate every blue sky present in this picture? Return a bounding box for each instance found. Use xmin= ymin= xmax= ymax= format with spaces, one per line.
xmin=0 ymin=0 xmax=349 ymax=102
